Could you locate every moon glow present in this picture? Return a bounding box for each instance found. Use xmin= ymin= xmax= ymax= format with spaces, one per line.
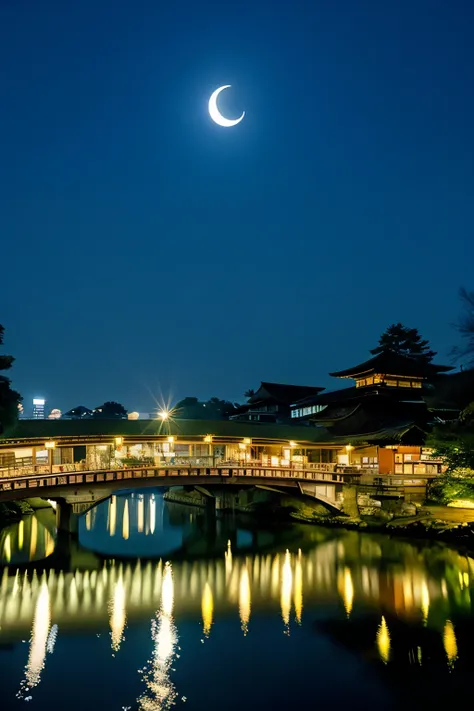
xmin=208 ymin=85 xmax=245 ymax=127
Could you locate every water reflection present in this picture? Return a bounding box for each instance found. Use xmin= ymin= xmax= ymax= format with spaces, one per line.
xmin=376 ymin=617 xmax=390 ymax=664
xmin=109 ymin=573 xmax=127 ymax=653
xmin=2 ymin=493 xmax=474 ymax=707
xmin=443 ymin=620 xmax=458 ymax=668
xmin=138 ymin=563 xmax=178 ymax=710
xmin=0 ymin=514 xmax=55 ymax=565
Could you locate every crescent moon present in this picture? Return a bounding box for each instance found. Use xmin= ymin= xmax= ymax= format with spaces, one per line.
xmin=208 ymin=85 xmax=245 ymax=127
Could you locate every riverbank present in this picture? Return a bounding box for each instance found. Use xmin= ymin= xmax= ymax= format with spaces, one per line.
xmin=163 ymin=489 xmax=474 ymax=554
xmin=291 ymin=506 xmax=474 ymax=555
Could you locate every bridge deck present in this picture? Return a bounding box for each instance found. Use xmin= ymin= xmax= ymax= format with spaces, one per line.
xmin=0 ymin=463 xmax=347 ymax=495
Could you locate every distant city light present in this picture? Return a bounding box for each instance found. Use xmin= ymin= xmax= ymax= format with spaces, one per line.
xmin=158 ymin=409 xmax=170 ymax=421
xmin=48 ymin=409 xmax=62 ymax=419
xmin=33 ymin=398 xmax=46 ymax=420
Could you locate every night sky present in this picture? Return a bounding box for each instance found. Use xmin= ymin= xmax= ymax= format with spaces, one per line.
xmin=1 ymin=0 xmax=473 ymax=415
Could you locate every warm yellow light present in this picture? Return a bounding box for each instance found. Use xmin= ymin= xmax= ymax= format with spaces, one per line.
xmin=167 ymin=436 xmax=175 ymax=444
xmin=281 ymin=550 xmax=292 ymax=630
xmin=114 ymin=436 xmax=123 ymax=447
xmin=238 ymin=443 xmax=246 ymax=450
xmin=204 ymin=435 xmax=213 ymax=443
xmin=158 ymin=410 xmax=170 ymax=421
xmin=44 ymin=441 xmax=56 ymax=450
xmin=243 ymin=438 xmax=251 ymax=445
xmin=122 ymin=500 xmax=129 ymax=541
xmin=110 ymin=575 xmax=126 ymax=652
xmin=421 ymin=580 xmax=430 ymax=623
xmin=239 ymin=565 xmax=251 ymax=635
xmin=338 ymin=567 xmax=354 ymax=617
xmin=201 ymin=583 xmax=214 ymax=637
xmin=289 ymin=441 xmax=297 ymax=448
xmin=443 ymin=620 xmax=458 ymax=668
xmin=345 ymin=444 xmax=353 ymax=452
xmin=376 ymin=617 xmax=391 ymax=664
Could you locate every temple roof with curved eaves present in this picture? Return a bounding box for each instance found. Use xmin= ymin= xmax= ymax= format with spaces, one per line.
xmin=329 ymin=350 xmax=453 ymax=380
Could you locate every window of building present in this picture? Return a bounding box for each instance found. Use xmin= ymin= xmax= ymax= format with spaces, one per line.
xmin=373 ymin=375 xmax=383 ymax=384
xmin=356 ymin=379 xmax=366 ymax=388
xmin=397 ymin=379 xmax=411 ymax=388
xmin=385 ymin=379 xmax=398 ymax=387
xmin=411 ymin=381 xmax=422 ymax=388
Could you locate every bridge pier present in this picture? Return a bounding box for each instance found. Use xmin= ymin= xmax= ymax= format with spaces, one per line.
xmin=215 ymin=491 xmax=236 ymax=512
xmin=55 ymin=501 xmax=79 ymax=536
xmin=342 ymin=484 xmax=360 ymax=519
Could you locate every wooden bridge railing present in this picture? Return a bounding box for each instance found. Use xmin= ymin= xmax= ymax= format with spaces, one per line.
xmin=0 ymin=459 xmax=374 ymax=481
xmin=0 ymin=461 xmax=368 ymax=494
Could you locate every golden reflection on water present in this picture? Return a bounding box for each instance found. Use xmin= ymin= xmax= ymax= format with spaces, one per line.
xmin=18 ymin=520 xmax=24 ymax=551
xmin=0 ymin=516 xmax=55 ymax=565
xmin=281 ymin=550 xmax=292 ymax=630
xmin=109 ymin=496 xmax=117 ymax=537
xmin=443 ymin=620 xmax=458 ymax=668
xmin=239 ymin=564 xmax=251 ymax=635
xmin=202 ymin=583 xmax=213 ymax=637
xmin=294 ymin=552 xmax=303 ymax=625
xmin=110 ymin=574 xmax=127 ymax=652
xmin=421 ymin=580 xmax=430 ymax=624
xmin=2 ymin=517 xmax=474 ymax=684
xmin=376 ymin=616 xmax=390 ymax=664
xmin=30 ymin=516 xmax=37 ymax=560
xmin=338 ymin=567 xmax=354 ymax=618
xmin=122 ymin=500 xmax=130 ymax=541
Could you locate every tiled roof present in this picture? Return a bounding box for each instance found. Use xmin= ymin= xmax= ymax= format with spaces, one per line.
xmin=329 ymin=351 xmax=453 ymax=379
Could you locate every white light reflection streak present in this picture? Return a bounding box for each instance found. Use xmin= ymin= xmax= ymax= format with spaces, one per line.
xmin=138 ymin=563 xmax=178 ymax=711
xmin=109 ymin=574 xmax=127 ymax=652
xmin=18 ymin=581 xmax=51 ymax=699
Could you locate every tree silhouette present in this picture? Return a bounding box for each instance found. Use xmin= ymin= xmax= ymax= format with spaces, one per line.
xmin=244 ymin=389 xmax=255 ymax=399
xmin=370 ymin=323 xmax=436 ymax=363
xmin=92 ymin=401 xmax=128 ymax=419
xmin=0 ymin=324 xmax=22 ymax=432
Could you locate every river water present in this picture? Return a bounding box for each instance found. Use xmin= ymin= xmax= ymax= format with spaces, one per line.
xmin=0 ymin=490 xmax=472 ymax=710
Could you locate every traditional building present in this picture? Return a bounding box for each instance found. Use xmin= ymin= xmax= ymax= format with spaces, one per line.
xmin=231 ymin=382 xmax=324 ymax=423
xmin=291 ymin=351 xmax=453 ymax=475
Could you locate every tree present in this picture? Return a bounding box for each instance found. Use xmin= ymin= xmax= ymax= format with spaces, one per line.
xmin=453 ymin=287 xmax=474 ymax=366
xmin=92 ymin=401 xmax=128 ymax=419
xmin=428 ymin=403 xmax=474 ymax=502
xmin=370 ymin=323 xmax=436 ymax=363
xmin=244 ymin=389 xmax=255 ymax=399
xmin=0 ymin=324 xmax=22 ymax=433
xmin=174 ymin=396 xmax=237 ymax=420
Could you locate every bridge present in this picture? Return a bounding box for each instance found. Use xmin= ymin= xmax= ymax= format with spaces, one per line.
xmin=0 ymin=418 xmax=437 ymax=527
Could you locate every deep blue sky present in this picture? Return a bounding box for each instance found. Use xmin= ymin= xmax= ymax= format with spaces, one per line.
xmin=1 ymin=0 xmax=473 ymax=415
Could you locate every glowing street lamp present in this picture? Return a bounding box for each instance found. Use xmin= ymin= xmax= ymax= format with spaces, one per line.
xmin=45 ymin=441 xmax=56 ymax=473
xmin=158 ymin=410 xmax=170 ymax=421
xmin=345 ymin=444 xmax=353 ymax=466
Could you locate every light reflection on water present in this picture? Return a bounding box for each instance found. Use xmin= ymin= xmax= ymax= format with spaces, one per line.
xmin=0 ymin=492 xmax=474 ymax=708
